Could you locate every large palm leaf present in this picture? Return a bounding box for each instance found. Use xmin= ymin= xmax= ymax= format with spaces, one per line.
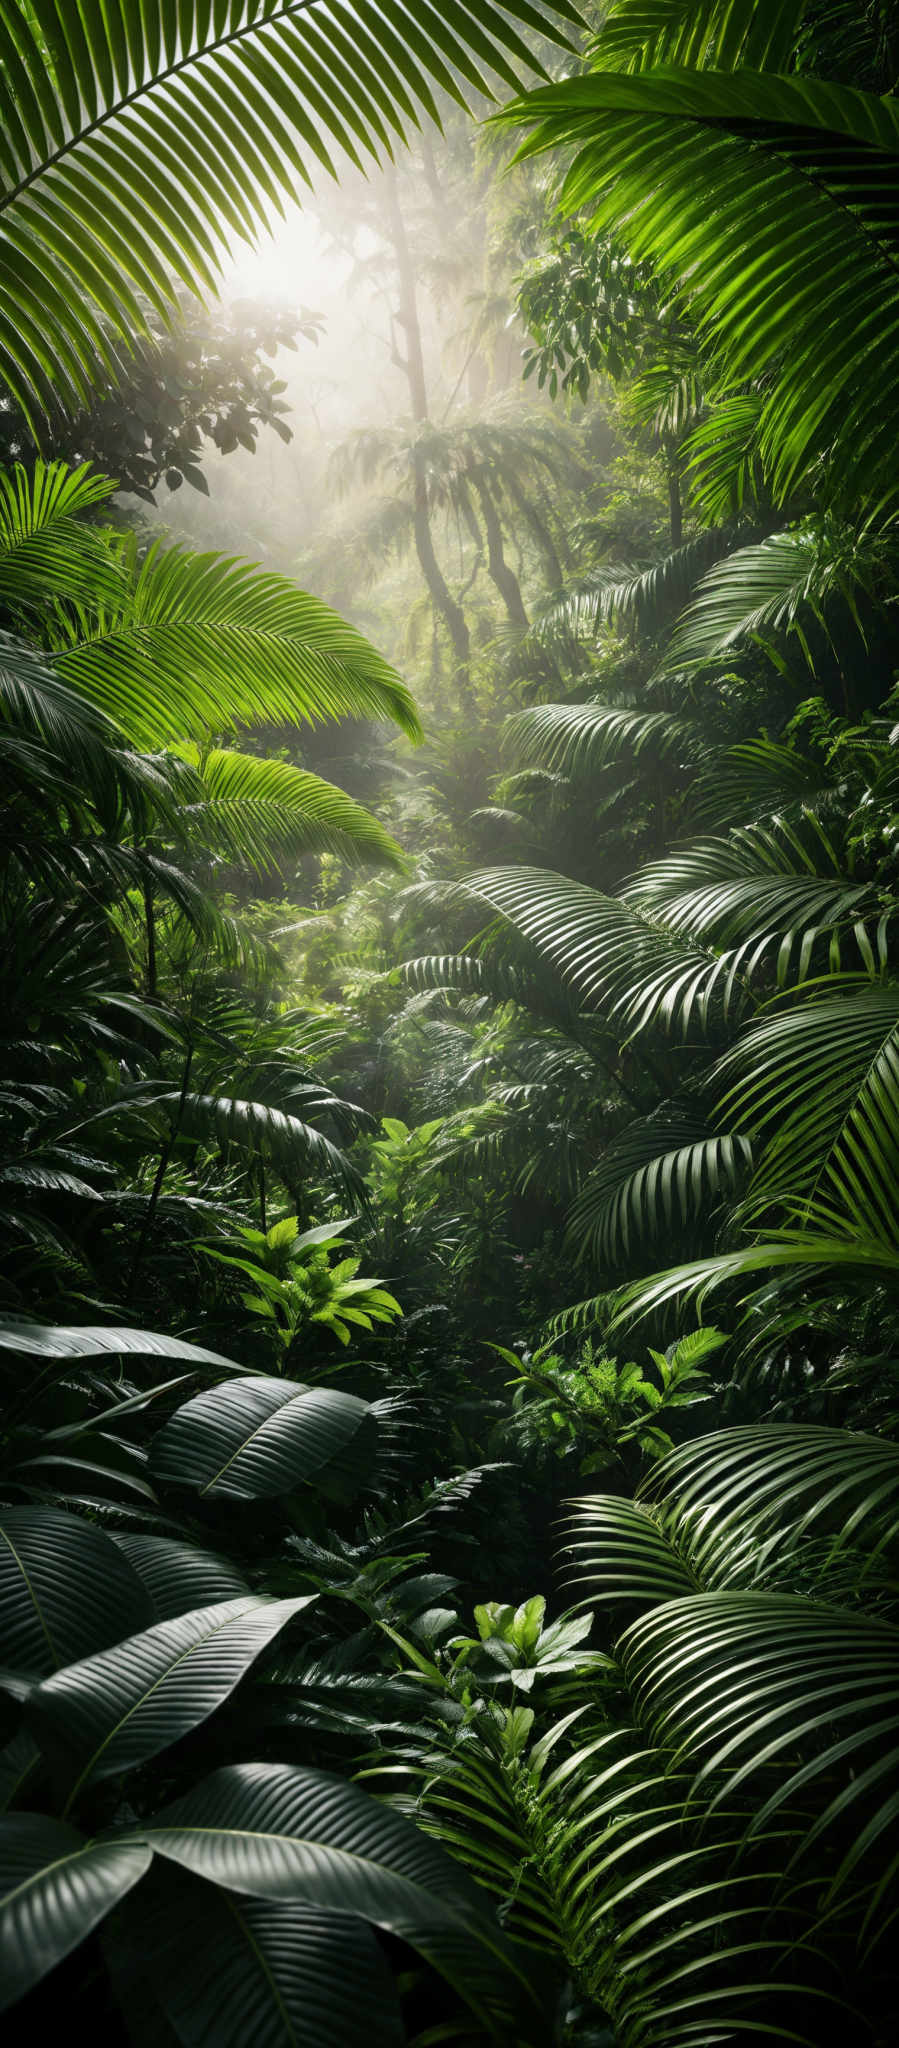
xmin=661 ymin=524 xmax=887 ymax=674
xmin=0 ymin=460 xmax=123 ymax=613
xmin=592 ymin=0 xmax=810 ymax=72
xmin=620 ymin=819 xmax=887 ymax=977
xmin=0 ymin=0 xmax=580 ymax=431
xmin=467 ymin=864 xmax=750 ymax=1036
xmin=714 ymin=983 xmax=899 ymax=1238
xmin=562 ymin=1424 xmax=899 ymax=1608
xmin=184 ymin=748 xmax=405 ymax=873
xmin=503 ymin=63 xmax=899 ymax=506
xmin=566 ymin=1109 xmax=752 ymax=1265
xmin=49 ymin=539 xmax=422 ymax=747
xmin=504 ymin=695 xmax=703 ymax=778
xmin=530 ymin=532 xmax=728 ymax=644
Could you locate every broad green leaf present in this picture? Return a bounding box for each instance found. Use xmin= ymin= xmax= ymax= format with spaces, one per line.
xmin=111 ymin=1872 xmax=405 ymax=2048
xmin=0 ymin=1507 xmax=152 ymax=1678
xmin=150 ymin=1375 xmax=374 ymax=1501
xmin=110 ymin=1535 xmax=251 ymax=1621
xmin=0 ymin=1317 xmax=239 ymax=1369
xmin=31 ymin=1595 xmax=313 ymax=1803
xmin=0 ymin=1811 xmax=150 ymax=2013
xmin=144 ymin=1761 xmax=523 ymax=2026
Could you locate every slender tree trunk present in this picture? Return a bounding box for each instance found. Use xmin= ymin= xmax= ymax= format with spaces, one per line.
xmin=510 ymin=484 xmax=565 ymax=589
xmin=126 ymin=1042 xmax=193 ymax=1303
xmin=384 ymin=165 xmax=473 ymax=701
xmin=473 ymin=477 xmax=529 ymax=627
xmin=667 ymin=462 xmax=683 ymax=548
xmin=412 ymin=478 xmax=473 ymax=683
xmin=143 ymin=874 xmax=158 ymax=999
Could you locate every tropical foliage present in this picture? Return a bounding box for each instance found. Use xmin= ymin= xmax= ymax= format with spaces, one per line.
xmin=2 ymin=1 xmax=899 ymax=2043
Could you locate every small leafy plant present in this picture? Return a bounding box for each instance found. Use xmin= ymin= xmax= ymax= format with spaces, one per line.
xmin=496 ymin=1328 xmax=724 ymax=1473
xmin=200 ymin=1215 xmax=403 ymax=1353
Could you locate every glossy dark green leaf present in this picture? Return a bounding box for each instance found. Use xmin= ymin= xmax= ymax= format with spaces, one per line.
xmin=31 ymin=1595 xmax=314 ymax=1800
xmin=114 ymin=1872 xmax=406 ymax=2048
xmin=110 ymin=1534 xmax=250 ymax=1620
xmin=0 ymin=1507 xmax=153 ymax=1678
xmin=0 ymin=1811 xmax=150 ymax=2012
xmin=150 ymin=1376 xmax=374 ymax=1501
xmin=145 ymin=1762 xmax=522 ymax=2024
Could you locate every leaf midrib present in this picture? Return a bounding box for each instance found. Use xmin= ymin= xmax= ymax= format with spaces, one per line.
xmin=59 ymin=1598 xmax=269 ymax=1810
xmin=2 ymin=2 xmax=330 ymax=215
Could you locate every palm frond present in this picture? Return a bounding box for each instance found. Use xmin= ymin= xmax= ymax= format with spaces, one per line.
xmin=662 ymin=526 xmax=882 ymax=674
xmin=567 ymin=1110 xmax=752 ymax=1265
xmin=713 ymin=984 xmax=899 ymax=1240
xmin=467 ymin=864 xmax=750 ymax=1037
xmin=563 ymin=1424 xmax=899 ymax=1609
xmin=619 ymin=1589 xmax=899 ymax=1912
xmin=169 ymin=1093 xmax=365 ymax=1204
xmin=641 ymin=1424 xmax=899 ymax=1585
xmin=0 ymin=462 xmax=123 ymax=614
xmin=52 ymin=541 xmax=422 ymax=747
xmin=593 ymin=0 xmax=808 ymax=72
xmin=681 ymin=394 xmax=765 ymax=522
xmin=0 ymin=0 xmax=580 ymax=430
xmin=532 ymin=531 xmax=727 ymax=644
xmin=185 ymin=750 xmax=406 ymax=874
xmin=607 ymin=1224 xmax=899 ymax=1332
xmin=504 ymin=696 xmax=703 ymax=778
xmin=503 ymin=66 xmax=899 ymax=505
xmin=691 ymin=735 xmax=833 ymax=828
xmin=619 ymin=818 xmax=888 ymax=980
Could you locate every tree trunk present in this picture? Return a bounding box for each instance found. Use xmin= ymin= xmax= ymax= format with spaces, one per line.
xmin=668 ymin=462 xmax=683 ymax=548
xmin=143 ymin=874 xmax=157 ymax=999
xmin=383 ymin=165 xmax=473 ymax=701
xmin=126 ymin=1042 xmax=193 ymax=1303
xmin=473 ymin=476 xmax=529 ymax=628
xmin=503 ymin=477 xmax=565 ymax=590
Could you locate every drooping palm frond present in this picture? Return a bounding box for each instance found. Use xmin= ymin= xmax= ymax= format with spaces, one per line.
xmin=467 ymin=864 xmax=750 ymax=1037
xmin=566 ymin=1108 xmax=752 ymax=1265
xmin=680 ymin=393 xmax=766 ymax=523
xmin=618 ymin=1589 xmax=899 ymax=1919
xmin=662 ymin=525 xmax=885 ymax=674
xmin=691 ymin=734 xmax=833 ymax=828
xmin=592 ymin=0 xmax=809 ymax=72
xmin=182 ymin=750 xmax=406 ymax=874
xmin=641 ymin=1423 xmax=899 ymax=1583
xmin=563 ymin=1424 xmax=899 ymax=1608
xmin=0 ymin=462 xmax=124 ymax=614
xmin=0 ymin=0 xmax=581 ymax=430
xmin=50 ymin=541 xmax=422 ymax=747
xmin=531 ymin=531 xmax=728 ymax=644
xmin=502 ymin=66 xmax=899 ymax=506
xmin=168 ymin=1094 xmax=365 ymax=1205
xmin=607 ymin=1221 xmax=899 ymax=1333
xmin=503 ymin=695 xmax=704 ymax=778
xmin=620 ymin=819 xmax=889 ymax=978
xmin=0 ymin=631 xmax=130 ymax=794
xmin=713 ymin=983 xmax=899 ymax=1239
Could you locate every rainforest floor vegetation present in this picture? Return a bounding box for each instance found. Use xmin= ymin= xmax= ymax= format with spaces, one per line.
xmin=2 ymin=3 xmax=899 ymax=2043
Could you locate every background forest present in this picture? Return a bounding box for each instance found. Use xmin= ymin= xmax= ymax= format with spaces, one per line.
xmin=2 ymin=2 xmax=899 ymax=2043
